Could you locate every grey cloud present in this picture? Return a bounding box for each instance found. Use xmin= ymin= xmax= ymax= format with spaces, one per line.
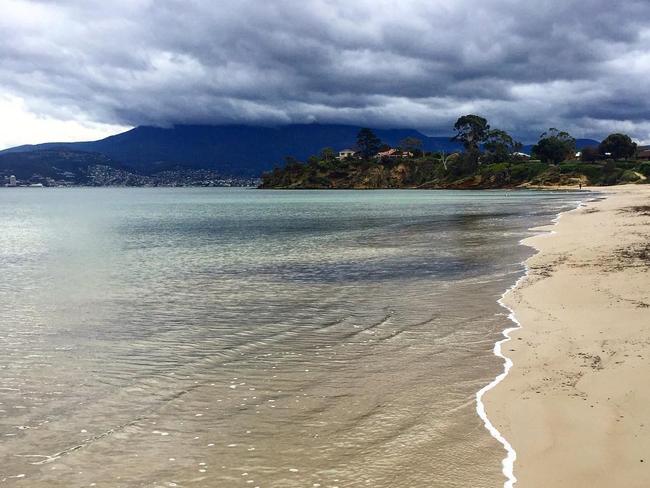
xmin=1 ymin=0 xmax=650 ymax=142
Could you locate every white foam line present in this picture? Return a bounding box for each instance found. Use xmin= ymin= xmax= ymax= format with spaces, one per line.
xmin=475 ymin=195 xmax=592 ymax=488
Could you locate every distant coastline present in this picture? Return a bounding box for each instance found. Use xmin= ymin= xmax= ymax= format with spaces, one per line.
xmin=0 ymin=151 xmax=259 ymax=188
xmin=260 ymin=119 xmax=649 ymax=190
xmin=259 ymin=157 xmax=648 ymax=190
xmin=2 ymin=120 xmax=648 ymax=189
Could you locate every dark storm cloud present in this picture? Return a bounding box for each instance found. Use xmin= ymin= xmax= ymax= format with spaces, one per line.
xmin=2 ymin=0 xmax=650 ymax=141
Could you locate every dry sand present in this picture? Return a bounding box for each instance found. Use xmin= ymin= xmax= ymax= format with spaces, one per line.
xmin=485 ymin=184 xmax=650 ymax=487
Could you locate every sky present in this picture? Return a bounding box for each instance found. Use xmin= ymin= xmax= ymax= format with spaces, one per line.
xmin=1 ymin=0 xmax=650 ymax=149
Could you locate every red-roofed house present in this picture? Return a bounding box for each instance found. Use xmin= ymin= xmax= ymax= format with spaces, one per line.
xmin=374 ymin=148 xmax=413 ymax=159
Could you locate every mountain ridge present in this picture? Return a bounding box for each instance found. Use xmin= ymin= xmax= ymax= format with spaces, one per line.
xmin=1 ymin=124 xmax=600 ymax=177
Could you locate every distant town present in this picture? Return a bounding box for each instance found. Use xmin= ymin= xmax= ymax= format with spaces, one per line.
xmin=2 ymin=166 xmax=259 ymax=188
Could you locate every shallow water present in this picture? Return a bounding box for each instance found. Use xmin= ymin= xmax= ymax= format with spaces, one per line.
xmin=0 ymin=188 xmax=582 ymax=487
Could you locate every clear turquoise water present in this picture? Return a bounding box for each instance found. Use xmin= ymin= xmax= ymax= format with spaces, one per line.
xmin=0 ymin=188 xmax=582 ymax=487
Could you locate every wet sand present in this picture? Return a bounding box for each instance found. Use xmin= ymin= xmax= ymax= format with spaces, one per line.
xmin=485 ymin=185 xmax=650 ymax=487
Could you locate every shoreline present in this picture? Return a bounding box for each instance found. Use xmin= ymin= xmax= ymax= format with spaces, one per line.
xmin=483 ymin=184 xmax=650 ymax=486
xmin=477 ymin=195 xmax=589 ymax=488
xmin=257 ymin=185 xmax=595 ymax=191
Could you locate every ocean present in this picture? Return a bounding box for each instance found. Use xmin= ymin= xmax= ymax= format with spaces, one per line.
xmin=0 ymin=188 xmax=582 ymax=487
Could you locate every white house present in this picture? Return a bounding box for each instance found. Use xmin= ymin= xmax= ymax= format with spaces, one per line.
xmin=337 ymin=149 xmax=356 ymax=160
xmin=7 ymin=175 xmax=17 ymax=187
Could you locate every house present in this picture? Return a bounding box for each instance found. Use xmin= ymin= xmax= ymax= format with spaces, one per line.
xmin=336 ymin=149 xmax=356 ymax=160
xmin=637 ymin=146 xmax=650 ymax=160
xmin=374 ymin=148 xmax=413 ymax=159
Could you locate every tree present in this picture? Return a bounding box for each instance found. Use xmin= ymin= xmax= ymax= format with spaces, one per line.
xmin=435 ymin=151 xmax=460 ymax=171
xmin=451 ymin=115 xmax=490 ymax=151
xmin=319 ymin=147 xmax=336 ymax=162
xmin=580 ymin=146 xmax=600 ymax=162
xmin=356 ymin=128 xmax=382 ymax=159
xmin=531 ymin=128 xmax=576 ymax=164
xmin=283 ymin=156 xmax=303 ymax=173
xmin=483 ymin=129 xmax=521 ymax=163
xmin=399 ymin=137 xmax=423 ymax=156
xmin=599 ymin=133 xmax=637 ymax=160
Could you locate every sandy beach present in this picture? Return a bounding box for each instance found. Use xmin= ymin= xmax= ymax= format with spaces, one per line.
xmin=485 ymin=184 xmax=650 ymax=487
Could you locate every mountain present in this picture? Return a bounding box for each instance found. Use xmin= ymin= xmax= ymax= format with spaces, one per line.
xmin=1 ymin=124 xmax=601 ymax=178
xmin=1 ymin=124 xmax=465 ymax=177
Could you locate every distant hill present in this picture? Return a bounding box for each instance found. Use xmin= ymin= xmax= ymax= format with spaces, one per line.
xmin=0 ymin=149 xmax=122 ymax=179
xmin=0 ymin=149 xmax=257 ymax=187
xmin=1 ymin=124 xmax=600 ymax=177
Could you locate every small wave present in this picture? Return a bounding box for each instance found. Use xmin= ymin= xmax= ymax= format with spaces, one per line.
xmin=18 ymin=415 xmax=145 ymax=466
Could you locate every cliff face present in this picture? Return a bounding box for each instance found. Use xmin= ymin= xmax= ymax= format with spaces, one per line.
xmin=260 ymin=158 xmax=650 ymax=189
xmin=260 ymin=159 xmax=444 ymax=189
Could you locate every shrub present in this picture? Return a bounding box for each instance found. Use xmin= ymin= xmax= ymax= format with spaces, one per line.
xmin=638 ymin=162 xmax=650 ymax=178
xmin=480 ymin=162 xmax=509 ymax=174
xmin=305 ymin=174 xmax=332 ymax=187
xmin=603 ymin=160 xmax=617 ymax=173
xmin=620 ymin=170 xmax=642 ymax=183
xmin=509 ymin=162 xmax=548 ymax=181
xmin=558 ymin=163 xmax=603 ymax=183
xmin=601 ymin=170 xmax=624 ymax=186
